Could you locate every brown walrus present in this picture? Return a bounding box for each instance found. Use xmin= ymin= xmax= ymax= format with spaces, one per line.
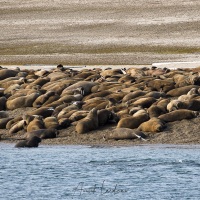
xmin=132 ymin=97 xmax=157 ymax=108
xmin=43 ymin=117 xmax=59 ymax=129
xmin=166 ymin=100 xmax=188 ymax=112
xmin=25 ymin=128 xmax=59 ymax=139
xmin=75 ymin=108 xmax=99 ymax=134
xmin=32 ymin=91 xmax=56 ymax=108
xmin=166 ymin=85 xmax=199 ymax=97
xmin=117 ymin=109 xmax=149 ymax=129
xmin=0 ymin=117 xmax=13 ymax=129
xmin=15 ymin=136 xmax=41 ymax=148
xmin=147 ymin=105 xmax=167 ymax=118
xmin=26 ymin=116 xmax=45 ymax=132
xmin=0 ymin=69 xmax=19 ymax=80
xmin=6 ymin=116 xmax=23 ymax=129
xmin=6 ymin=92 xmax=40 ymax=110
xmin=105 ymin=128 xmax=147 ymax=140
xmin=137 ymin=117 xmax=166 ymax=132
xmin=62 ymin=81 xmax=98 ymax=96
xmin=0 ymin=111 xmax=9 ymax=118
xmin=158 ymin=109 xmax=199 ymax=122
xmin=28 ymin=107 xmax=54 ymax=118
xmin=9 ymin=120 xmax=25 ymax=134
xmin=97 ymin=109 xmax=119 ymax=126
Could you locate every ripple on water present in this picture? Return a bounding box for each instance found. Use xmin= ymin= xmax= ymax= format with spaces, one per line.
xmin=0 ymin=143 xmax=200 ymax=200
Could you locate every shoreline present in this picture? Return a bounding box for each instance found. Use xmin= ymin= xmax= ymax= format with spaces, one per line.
xmin=1 ymin=61 xmax=200 ymax=71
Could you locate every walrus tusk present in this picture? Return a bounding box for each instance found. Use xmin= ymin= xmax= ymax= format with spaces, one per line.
xmin=134 ymin=133 xmax=148 ymax=141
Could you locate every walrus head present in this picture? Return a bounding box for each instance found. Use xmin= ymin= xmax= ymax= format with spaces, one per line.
xmin=109 ymin=112 xmax=120 ymax=123
xmin=187 ymin=88 xmax=198 ymax=95
xmin=193 ymin=111 xmax=200 ymax=117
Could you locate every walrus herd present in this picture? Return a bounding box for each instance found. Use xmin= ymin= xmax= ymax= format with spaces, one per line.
xmin=1 ymin=64 xmax=200 ymax=147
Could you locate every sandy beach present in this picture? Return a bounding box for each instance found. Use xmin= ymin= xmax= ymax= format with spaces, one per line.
xmin=0 ymin=0 xmax=200 ymax=65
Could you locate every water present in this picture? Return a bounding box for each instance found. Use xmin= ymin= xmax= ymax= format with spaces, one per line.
xmin=0 ymin=143 xmax=200 ymax=200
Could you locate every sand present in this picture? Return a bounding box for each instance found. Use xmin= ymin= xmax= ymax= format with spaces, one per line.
xmin=0 ymin=0 xmax=200 ymax=65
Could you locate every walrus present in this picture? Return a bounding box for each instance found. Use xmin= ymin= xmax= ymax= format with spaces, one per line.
xmin=32 ymin=91 xmax=56 ymax=108
xmin=144 ymin=91 xmax=166 ymax=99
xmin=186 ymin=99 xmax=200 ymax=111
xmin=43 ymin=117 xmax=59 ymax=129
xmin=42 ymin=81 xmax=71 ymax=95
xmin=69 ymin=110 xmax=89 ymax=122
xmin=122 ymin=90 xmax=147 ymax=102
xmin=0 ymin=117 xmax=13 ymax=129
xmin=137 ymin=117 xmax=166 ymax=132
xmin=0 ymin=111 xmax=9 ymax=118
xmin=75 ymin=108 xmax=99 ymax=134
xmin=117 ymin=109 xmax=149 ymax=129
xmin=132 ymin=97 xmax=157 ymax=108
xmin=6 ymin=92 xmax=40 ymax=110
xmin=8 ymin=88 xmax=42 ymax=99
xmin=166 ymin=100 xmax=188 ymax=112
xmin=104 ymin=128 xmax=147 ymax=140
xmin=3 ymin=84 xmax=21 ymax=97
xmin=83 ymin=90 xmax=112 ymax=101
xmin=158 ymin=109 xmax=199 ymax=122
xmin=9 ymin=120 xmax=25 ymax=135
xmin=97 ymin=109 xmax=119 ymax=126
xmin=62 ymin=81 xmax=98 ymax=96
xmin=15 ymin=136 xmax=41 ymax=148
xmin=82 ymin=98 xmax=107 ymax=110
xmin=166 ymin=85 xmax=199 ymax=97
xmin=28 ymin=107 xmax=54 ymax=118
xmin=84 ymin=73 xmax=101 ymax=81
xmin=58 ymin=118 xmax=71 ymax=129
xmin=147 ymin=105 xmax=167 ymax=118
xmin=118 ymin=74 xmax=135 ymax=84
xmin=25 ymin=116 xmax=45 ymax=132
xmin=0 ymin=69 xmax=19 ymax=80
xmin=177 ymin=88 xmax=198 ymax=102
xmin=41 ymin=95 xmax=61 ymax=107
xmin=126 ymin=67 xmax=146 ymax=78
xmin=47 ymin=71 xmax=68 ymax=81
xmin=116 ymin=108 xmax=130 ymax=118
xmin=61 ymin=86 xmax=84 ymax=97
xmin=25 ymin=77 xmax=50 ymax=89
xmin=55 ymin=93 xmax=84 ymax=104
xmin=129 ymin=106 xmax=142 ymax=115
xmin=34 ymin=70 xmax=49 ymax=77
xmin=100 ymin=68 xmax=123 ymax=78
xmin=74 ymin=71 xmax=96 ymax=79
xmin=0 ymin=87 xmax=4 ymax=96
xmin=57 ymin=102 xmax=84 ymax=119
xmin=6 ymin=116 xmax=23 ymax=129
xmin=146 ymin=78 xmax=175 ymax=93
xmin=25 ymin=128 xmax=59 ymax=139
xmin=56 ymin=109 xmax=77 ymax=120
xmin=0 ymin=76 xmax=20 ymax=86
xmin=0 ymin=77 xmax=25 ymax=89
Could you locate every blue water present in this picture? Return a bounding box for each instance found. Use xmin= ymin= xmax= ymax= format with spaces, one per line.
xmin=0 ymin=143 xmax=200 ymax=200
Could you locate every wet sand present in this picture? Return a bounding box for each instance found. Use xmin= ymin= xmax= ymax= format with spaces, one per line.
xmin=0 ymin=0 xmax=200 ymax=65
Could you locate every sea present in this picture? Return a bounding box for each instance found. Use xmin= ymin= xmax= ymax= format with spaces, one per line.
xmin=0 ymin=143 xmax=200 ymax=200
